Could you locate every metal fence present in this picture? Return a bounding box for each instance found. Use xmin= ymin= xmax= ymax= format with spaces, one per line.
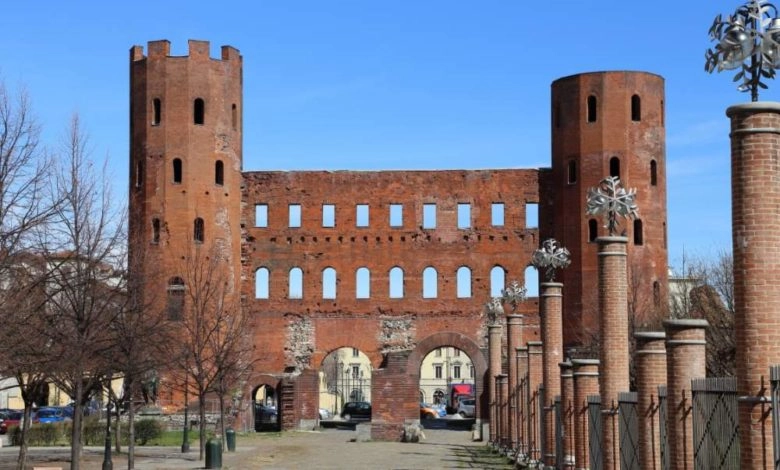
xmin=555 ymin=395 xmax=563 ymax=468
xmin=691 ymin=376 xmax=739 ymax=470
xmin=772 ymin=365 xmax=780 ymax=470
xmin=618 ymin=391 xmax=639 ymax=470
xmin=588 ymin=395 xmax=602 ymax=470
xmin=518 ymin=374 xmax=528 ymax=457
xmin=658 ymin=385 xmax=669 ymax=470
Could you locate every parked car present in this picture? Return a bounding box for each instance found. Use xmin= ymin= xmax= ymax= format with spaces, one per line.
xmin=457 ymin=398 xmax=476 ymax=418
xmin=319 ymin=408 xmax=332 ymax=420
xmin=420 ymin=403 xmax=438 ymax=419
xmin=0 ymin=410 xmax=22 ymax=428
xmin=34 ymin=407 xmax=69 ymax=424
xmin=254 ymin=403 xmax=279 ymax=432
xmin=0 ymin=419 xmax=7 ymax=435
xmin=340 ymin=401 xmax=371 ymax=422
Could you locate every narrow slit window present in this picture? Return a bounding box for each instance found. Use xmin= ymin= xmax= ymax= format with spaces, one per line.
xmin=491 ymin=203 xmax=504 ymax=227
xmin=390 ymin=204 xmax=403 ymax=227
xmin=323 ymin=204 xmax=335 ymax=227
xmin=173 ymin=158 xmax=182 ymax=184
xmin=152 ymin=98 xmax=161 ymax=126
xmin=588 ymin=218 xmax=598 ymax=242
xmin=567 ymin=160 xmax=577 ymax=184
xmin=255 ymin=204 xmax=268 ymax=228
xmin=610 ymin=157 xmax=620 ymax=178
xmin=152 ymin=218 xmax=160 ymax=244
xmin=423 ymin=267 xmax=438 ymax=298
xmin=631 ymin=94 xmax=641 ymax=122
xmin=650 ymin=160 xmax=658 ymax=186
xmin=289 ymin=204 xmax=301 ymax=228
xmin=231 ymin=103 xmax=238 ymax=130
xmin=525 ymin=203 xmax=539 ymax=229
xmin=135 ymin=160 xmax=144 ymax=189
xmin=255 ymin=267 xmax=269 ymax=299
xmin=423 ymin=204 xmax=436 ymax=229
xmin=587 ymin=95 xmax=597 ymax=123
xmin=356 ymin=204 xmax=369 ymax=227
xmin=554 ymin=102 xmax=561 ymax=128
xmin=194 ymin=217 xmax=204 ymax=243
xmin=194 ymin=98 xmax=205 ymax=125
xmin=634 ymin=219 xmax=644 ymax=245
xmin=457 ymin=203 xmax=471 ymax=229
xmin=215 ymin=160 xmax=224 ymax=186
xmin=167 ymin=277 xmax=185 ymax=321
xmin=356 ymin=267 xmax=370 ymax=299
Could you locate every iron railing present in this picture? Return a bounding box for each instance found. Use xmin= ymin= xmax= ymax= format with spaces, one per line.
xmin=772 ymin=365 xmax=780 ymax=470
xmin=555 ymin=395 xmax=563 ymax=469
xmin=658 ymin=385 xmax=669 ymax=470
xmin=691 ymin=376 xmax=739 ymax=470
xmin=588 ymin=395 xmax=603 ymax=470
xmin=618 ymin=391 xmax=639 ymax=470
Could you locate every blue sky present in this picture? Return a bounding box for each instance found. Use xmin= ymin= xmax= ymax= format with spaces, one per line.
xmin=2 ymin=1 xmax=752 ymax=270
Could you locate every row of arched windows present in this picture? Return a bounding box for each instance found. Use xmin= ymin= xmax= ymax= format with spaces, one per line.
xmin=253 ymin=265 xmax=539 ymax=300
xmin=150 ymin=98 xmax=239 ymax=129
xmin=134 ymin=158 xmax=225 ymax=189
xmin=554 ymin=94 xmax=664 ymax=128
xmin=566 ymin=157 xmax=658 ymax=187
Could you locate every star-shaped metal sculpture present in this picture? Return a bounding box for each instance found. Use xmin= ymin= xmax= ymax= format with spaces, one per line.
xmin=531 ymin=238 xmax=571 ymax=282
xmin=585 ymin=176 xmax=638 ymax=236
xmin=501 ymin=280 xmax=527 ymax=314
xmin=484 ymin=297 xmax=504 ymax=325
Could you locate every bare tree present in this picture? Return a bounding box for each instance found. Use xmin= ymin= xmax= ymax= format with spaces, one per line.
xmin=163 ymin=243 xmax=250 ymax=460
xmin=38 ymin=115 xmax=126 ymax=469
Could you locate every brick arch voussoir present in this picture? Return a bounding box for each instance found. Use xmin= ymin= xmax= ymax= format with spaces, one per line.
xmin=407 ymin=331 xmax=487 ymax=378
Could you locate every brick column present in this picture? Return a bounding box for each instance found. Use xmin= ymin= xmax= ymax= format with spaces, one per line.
xmin=572 ymin=359 xmax=599 ymax=470
xmin=488 ymin=324 xmax=502 ymax=445
xmin=727 ymin=102 xmax=780 ymax=469
xmin=506 ymin=314 xmax=523 ymax=450
xmin=560 ymin=360 xmax=575 ymax=469
xmin=516 ymin=347 xmax=529 ymax=457
xmin=634 ymin=332 xmax=666 ymax=470
xmin=498 ymin=374 xmax=509 ymax=448
xmin=664 ymin=319 xmax=707 ymax=470
xmin=540 ymin=282 xmax=563 ymax=466
xmin=597 ymin=236 xmax=629 ymax=470
xmin=527 ymin=341 xmax=544 ymax=462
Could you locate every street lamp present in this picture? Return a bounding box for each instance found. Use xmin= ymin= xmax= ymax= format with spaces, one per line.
xmin=706 ymin=0 xmax=780 ymax=101
xmin=181 ymin=371 xmax=190 ymax=453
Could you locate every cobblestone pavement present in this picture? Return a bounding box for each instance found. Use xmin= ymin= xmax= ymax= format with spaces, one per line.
xmin=0 ymin=428 xmax=514 ymax=469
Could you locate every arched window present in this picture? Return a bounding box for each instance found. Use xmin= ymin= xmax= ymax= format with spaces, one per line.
xmin=356 ymin=267 xmax=370 ymax=299
xmin=289 ymin=267 xmax=303 ymax=299
xmin=588 ymin=219 xmax=598 ymax=242
xmin=389 ymin=267 xmax=404 ymax=298
xmin=151 ymin=218 xmax=160 ymax=244
xmin=167 ymin=277 xmax=185 ymax=320
xmin=457 ymin=266 xmax=471 ymax=298
xmin=135 ymin=160 xmax=144 ymax=189
xmin=323 ymin=267 xmax=336 ymax=299
xmin=232 ymin=103 xmax=238 ymax=130
xmin=255 ymin=267 xmax=269 ymax=299
xmin=423 ymin=267 xmax=438 ymax=298
xmin=490 ymin=266 xmax=505 ymax=298
xmin=215 ymin=160 xmax=224 ymax=186
xmin=152 ymin=98 xmax=161 ymax=126
xmin=567 ymin=160 xmax=577 ymax=184
xmin=173 ymin=158 xmax=182 ymax=184
xmin=634 ymin=219 xmax=644 ymax=245
xmin=631 ymin=94 xmax=641 ymax=121
xmin=650 ymin=160 xmax=657 ymax=186
xmin=194 ymin=98 xmax=205 ymax=125
xmin=524 ymin=266 xmax=539 ymax=297
xmin=193 ymin=218 xmax=204 ymax=243
xmin=587 ymin=95 xmax=597 ymax=122
xmin=610 ymin=157 xmax=620 ymax=178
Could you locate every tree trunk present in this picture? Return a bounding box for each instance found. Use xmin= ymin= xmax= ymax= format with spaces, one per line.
xmin=128 ymin=401 xmax=136 ymax=470
xmin=199 ymin=398 xmax=207 ymax=460
xmin=15 ymin=404 xmax=34 ymax=470
xmin=71 ymin=381 xmax=84 ymax=470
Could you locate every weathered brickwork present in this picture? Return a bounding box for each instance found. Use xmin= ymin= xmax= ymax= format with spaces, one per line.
xmin=128 ymin=40 xmax=668 ymax=436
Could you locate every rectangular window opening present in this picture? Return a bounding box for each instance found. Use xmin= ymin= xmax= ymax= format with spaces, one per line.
xmin=389 ymin=204 xmax=403 ymax=227
xmin=457 ymin=203 xmax=471 ymax=229
xmin=491 ymin=203 xmax=505 ymax=227
xmin=323 ymin=204 xmax=335 ymax=228
xmin=289 ymin=204 xmax=301 ymax=228
xmin=423 ymin=203 xmax=437 ymax=229
xmin=525 ymin=202 xmax=539 ymax=229
xmin=255 ymin=204 xmax=268 ymax=228
xmin=356 ymin=204 xmax=369 ymax=227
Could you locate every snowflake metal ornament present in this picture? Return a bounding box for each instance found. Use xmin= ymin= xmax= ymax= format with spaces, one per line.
xmin=705 ymin=0 xmax=780 ymax=101
xmin=501 ymin=280 xmax=527 ymax=314
xmin=585 ymin=176 xmax=639 ymax=237
xmin=531 ymin=238 xmax=571 ymax=282
xmin=484 ymin=297 xmax=504 ymax=325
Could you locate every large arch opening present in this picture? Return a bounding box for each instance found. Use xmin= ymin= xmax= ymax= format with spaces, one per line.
xmin=319 ymin=347 xmax=373 ymax=422
xmin=252 ymin=383 xmax=279 ymax=432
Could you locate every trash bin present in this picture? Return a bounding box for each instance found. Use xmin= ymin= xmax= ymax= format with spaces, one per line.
xmin=205 ymin=437 xmax=222 ymax=469
xmin=226 ymin=427 xmax=236 ymax=452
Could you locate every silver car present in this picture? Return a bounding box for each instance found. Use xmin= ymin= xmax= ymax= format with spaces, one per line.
xmin=457 ymin=398 xmax=475 ymax=418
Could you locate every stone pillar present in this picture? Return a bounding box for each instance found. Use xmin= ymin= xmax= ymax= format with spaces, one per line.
xmin=597 ymin=236 xmax=629 ymax=470
xmin=634 ymin=332 xmax=667 ymax=470
xmin=664 ymin=319 xmax=707 ymax=470
xmin=527 ymin=341 xmax=544 ymax=462
xmin=727 ymin=102 xmax=780 ymax=469
xmin=488 ymin=324 xmax=503 ymax=445
xmin=540 ymin=282 xmax=563 ymax=466
xmin=498 ymin=374 xmax=509 ymax=448
xmin=572 ymin=359 xmax=599 ymax=470
xmin=506 ymin=314 xmax=523 ymax=449
xmin=560 ymin=360 xmax=575 ymax=469
xmin=516 ymin=346 xmax=529 ymax=457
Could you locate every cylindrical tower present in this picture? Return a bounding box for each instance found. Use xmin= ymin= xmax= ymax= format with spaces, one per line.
xmin=129 ymin=40 xmax=243 ymax=316
xmin=549 ymin=71 xmax=668 ymax=347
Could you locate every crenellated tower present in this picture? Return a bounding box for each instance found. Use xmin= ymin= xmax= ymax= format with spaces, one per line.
xmin=129 ymin=40 xmax=243 ymax=317
xmin=548 ymin=71 xmax=668 ymax=347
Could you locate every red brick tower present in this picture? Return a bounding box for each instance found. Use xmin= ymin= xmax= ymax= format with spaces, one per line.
xmin=549 ymin=72 xmax=668 ymax=347
xmin=129 ymin=40 xmax=243 ymax=317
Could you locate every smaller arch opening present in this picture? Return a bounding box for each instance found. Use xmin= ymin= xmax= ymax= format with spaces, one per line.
xmin=152 ymin=218 xmax=160 ymax=244
xmin=588 ymin=219 xmax=598 ymax=242
xmin=135 ymin=160 xmax=144 ymax=189
xmin=650 ymin=160 xmax=657 ymax=186
xmin=215 ymin=160 xmax=224 ymax=186
xmin=166 ymin=277 xmax=185 ymax=321
xmin=194 ymin=217 xmax=204 ymax=243
xmin=194 ymin=98 xmax=205 ymax=125
xmin=609 ymin=157 xmax=620 ymax=178
xmin=587 ymin=95 xmax=597 ymax=123
xmin=255 ymin=267 xmax=269 ymax=299
xmin=567 ymin=160 xmax=577 ymax=184
xmin=631 ymin=94 xmax=641 ymax=122
xmin=152 ymin=98 xmax=161 ymax=126
xmin=633 ymin=219 xmax=644 ymax=245
xmin=232 ymin=103 xmax=238 ymax=130
xmin=172 ymin=158 xmax=182 ymax=184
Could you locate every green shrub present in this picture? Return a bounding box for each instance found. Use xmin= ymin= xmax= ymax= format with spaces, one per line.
xmin=28 ymin=423 xmax=61 ymax=446
xmin=134 ymin=419 xmax=163 ymax=445
xmin=82 ymin=416 xmax=105 ymax=445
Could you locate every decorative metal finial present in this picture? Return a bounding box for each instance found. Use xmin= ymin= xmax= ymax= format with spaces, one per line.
xmin=501 ymin=280 xmax=527 ymax=314
xmin=531 ymin=238 xmax=571 ymax=282
xmin=484 ymin=297 xmax=504 ymax=325
xmin=585 ymin=176 xmax=639 ymax=237
xmin=705 ymin=0 xmax=780 ymax=101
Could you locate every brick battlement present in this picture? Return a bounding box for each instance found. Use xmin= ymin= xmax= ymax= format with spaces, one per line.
xmin=130 ymin=39 xmax=240 ymax=63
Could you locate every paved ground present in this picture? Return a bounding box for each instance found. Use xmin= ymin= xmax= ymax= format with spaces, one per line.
xmin=0 ymin=428 xmax=513 ymax=470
